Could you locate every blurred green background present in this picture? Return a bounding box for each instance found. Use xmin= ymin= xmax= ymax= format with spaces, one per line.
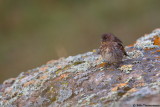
xmin=0 ymin=0 xmax=160 ymax=83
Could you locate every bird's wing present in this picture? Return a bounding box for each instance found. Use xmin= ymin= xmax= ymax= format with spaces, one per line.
xmin=116 ymin=42 xmax=128 ymax=56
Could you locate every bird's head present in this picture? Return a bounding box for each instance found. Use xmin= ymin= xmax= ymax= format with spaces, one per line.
xmin=101 ymin=33 xmax=114 ymax=42
xmin=101 ymin=33 xmax=122 ymax=43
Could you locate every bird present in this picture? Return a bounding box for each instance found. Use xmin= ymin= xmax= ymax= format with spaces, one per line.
xmin=99 ymin=33 xmax=127 ymax=66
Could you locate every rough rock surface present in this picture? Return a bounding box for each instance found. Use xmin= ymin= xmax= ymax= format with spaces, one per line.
xmin=0 ymin=29 xmax=160 ymax=107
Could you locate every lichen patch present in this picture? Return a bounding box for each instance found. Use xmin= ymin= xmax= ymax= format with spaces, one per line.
xmin=119 ymin=64 xmax=133 ymax=73
xmin=154 ymin=36 xmax=160 ymax=46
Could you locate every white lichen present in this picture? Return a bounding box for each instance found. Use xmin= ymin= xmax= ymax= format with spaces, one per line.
xmin=134 ymin=40 xmax=158 ymax=49
xmin=127 ymin=50 xmax=144 ymax=59
xmin=134 ymin=30 xmax=160 ymax=49
xmin=119 ymin=65 xmax=133 ymax=73
xmin=58 ymin=87 xmax=72 ymax=103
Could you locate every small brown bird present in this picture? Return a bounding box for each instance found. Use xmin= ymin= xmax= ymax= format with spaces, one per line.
xmin=99 ymin=33 xmax=127 ymax=66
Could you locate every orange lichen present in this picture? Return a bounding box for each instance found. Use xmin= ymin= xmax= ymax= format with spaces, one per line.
xmin=57 ymin=65 xmax=62 ymax=69
xmin=127 ymin=43 xmax=134 ymax=47
xmin=97 ymin=62 xmax=107 ymax=68
xmin=133 ymin=82 xmax=145 ymax=87
xmin=154 ymin=36 xmax=160 ymax=46
xmin=111 ymin=83 xmax=127 ymax=91
xmin=123 ymin=88 xmax=138 ymax=97
xmin=145 ymin=48 xmax=155 ymax=51
xmin=155 ymin=56 xmax=160 ymax=60
xmin=23 ymin=80 xmax=35 ymax=87
xmin=60 ymin=74 xmax=68 ymax=78
xmin=128 ymin=88 xmax=137 ymax=93
xmin=46 ymin=60 xmax=58 ymax=64
xmin=118 ymin=83 xmax=127 ymax=87
xmin=39 ymin=66 xmax=48 ymax=72
xmin=128 ymin=41 xmax=137 ymax=47
xmin=152 ymin=49 xmax=160 ymax=55
xmin=39 ymin=75 xmax=48 ymax=80
xmin=155 ymin=56 xmax=160 ymax=58
xmin=55 ymin=73 xmax=69 ymax=81
xmin=156 ymin=50 xmax=160 ymax=52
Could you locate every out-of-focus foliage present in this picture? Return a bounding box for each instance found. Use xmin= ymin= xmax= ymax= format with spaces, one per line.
xmin=0 ymin=0 xmax=160 ymax=83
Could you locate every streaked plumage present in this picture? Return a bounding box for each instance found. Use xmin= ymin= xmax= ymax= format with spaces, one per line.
xmin=99 ymin=33 xmax=127 ymax=64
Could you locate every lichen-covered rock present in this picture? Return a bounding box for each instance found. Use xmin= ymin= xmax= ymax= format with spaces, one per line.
xmin=0 ymin=29 xmax=160 ymax=107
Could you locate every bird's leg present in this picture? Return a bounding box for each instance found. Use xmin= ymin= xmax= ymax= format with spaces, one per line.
xmin=113 ymin=61 xmax=122 ymax=68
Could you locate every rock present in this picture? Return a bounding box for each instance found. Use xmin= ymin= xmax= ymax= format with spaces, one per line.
xmin=0 ymin=29 xmax=160 ymax=107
